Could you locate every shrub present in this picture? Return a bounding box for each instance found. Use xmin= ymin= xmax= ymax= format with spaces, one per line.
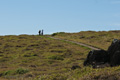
xmin=48 ymin=60 xmax=55 ymax=64
xmin=31 ymin=53 xmax=38 ymax=56
xmin=3 ymin=70 xmax=13 ymax=76
xmin=48 ymin=55 xmax=64 ymax=60
xmin=52 ymin=32 xmax=65 ymax=36
xmin=15 ymin=68 xmax=29 ymax=74
xmin=52 ymin=33 xmax=58 ymax=36
xmin=23 ymin=53 xmax=38 ymax=57
xmin=2 ymin=68 xmax=29 ymax=76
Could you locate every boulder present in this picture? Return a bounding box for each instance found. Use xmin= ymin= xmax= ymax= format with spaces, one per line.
xmin=110 ymin=51 xmax=120 ymax=66
xmin=108 ymin=39 xmax=120 ymax=63
xmin=84 ymin=50 xmax=108 ymax=66
xmin=84 ymin=39 xmax=120 ymax=67
xmin=71 ymin=65 xmax=81 ymax=70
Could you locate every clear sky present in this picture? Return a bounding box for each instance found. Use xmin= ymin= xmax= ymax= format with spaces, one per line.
xmin=0 ymin=0 xmax=120 ymax=35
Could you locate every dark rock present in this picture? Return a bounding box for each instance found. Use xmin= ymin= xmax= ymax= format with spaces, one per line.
xmin=0 ymin=73 xmax=3 ymax=77
xmin=16 ymin=45 xmax=22 ymax=47
xmin=0 ymin=51 xmax=3 ymax=53
xmin=110 ymin=51 xmax=120 ymax=66
xmin=92 ymin=63 xmax=110 ymax=68
xmin=84 ymin=39 xmax=120 ymax=68
xmin=29 ymin=65 xmax=37 ymax=68
xmin=86 ymin=36 xmax=96 ymax=39
xmin=71 ymin=65 xmax=81 ymax=70
xmin=108 ymin=39 xmax=120 ymax=62
xmin=80 ymin=36 xmax=85 ymax=39
xmin=84 ymin=50 xmax=108 ymax=66
xmin=25 ymin=74 xmax=34 ymax=78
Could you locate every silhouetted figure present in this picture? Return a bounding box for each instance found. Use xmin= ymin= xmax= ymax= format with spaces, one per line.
xmin=39 ymin=30 xmax=41 ymax=35
xmin=41 ymin=30 xmax=44 ymax=35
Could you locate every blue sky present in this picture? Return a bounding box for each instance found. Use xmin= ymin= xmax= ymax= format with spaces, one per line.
xmin=0 ymin=0 xmax=120 ymax=35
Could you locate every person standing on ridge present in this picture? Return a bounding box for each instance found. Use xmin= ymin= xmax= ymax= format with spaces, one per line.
xmin=42 ymin=29 xmax=44 ymax=35
xmin=39 ymin=30 xmax=41 ymax=35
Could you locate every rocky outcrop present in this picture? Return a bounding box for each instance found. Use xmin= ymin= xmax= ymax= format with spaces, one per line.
xmin=84 ymin=50 xmax=108 ymax=66
xmin=108 ymin=39 xmax=120 ymax=65
xmin=84 ymin=39 xmax=120 ymax=67
xmin=110 ymin=51 xmax=120 ymax=66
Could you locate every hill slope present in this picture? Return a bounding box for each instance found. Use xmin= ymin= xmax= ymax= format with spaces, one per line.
xmin=0 ymin=35 xmax=90 ymax=80
xmin=1 ymin=32 xmax=120 ymax=80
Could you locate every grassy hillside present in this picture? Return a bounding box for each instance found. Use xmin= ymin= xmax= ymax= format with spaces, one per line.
xmin=0 ymin=35 xmax=90 ymax=80
xmin=48 ymin=31 xmax=120 ymax=80
xmin=51 ymin=31 xmax=120 ymax=50
xmin=1 ymin=32 xmax=120 ymax=80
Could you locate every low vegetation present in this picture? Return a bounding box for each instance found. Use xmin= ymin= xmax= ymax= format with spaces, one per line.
xmin=0 ymin=35 xmax=89 ymax=80
xmin=52 ymin=30 xmax=120 ymax=50
xmin=1 ymin=31 xmax=120 ymax=80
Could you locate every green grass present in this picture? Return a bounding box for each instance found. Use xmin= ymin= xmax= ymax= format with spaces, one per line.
xmin=1 ymin=31 xmax=120 ymax=80
xmin=2 ymin=68 xmax=29 ymax=76
xmin=51 ymin=31 xmax=120 ymax=50
xmin=0 ymin=35 xmax=90 ymax=80
xmin=47 ymin=30 xmax=120 ymax=80
xmin=48 ymin=55 xmax=64 ymax=60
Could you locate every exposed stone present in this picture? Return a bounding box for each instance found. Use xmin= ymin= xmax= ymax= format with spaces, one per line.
xmin=71 ymin=65 xmax=81 ymax=70
xmin=84 ymin=39 xmax=120 ymax=68
xmin=108 ymin=39 xmax=120 ymax=63
xmin=84 ymin=50 xmax=108 ymax=66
